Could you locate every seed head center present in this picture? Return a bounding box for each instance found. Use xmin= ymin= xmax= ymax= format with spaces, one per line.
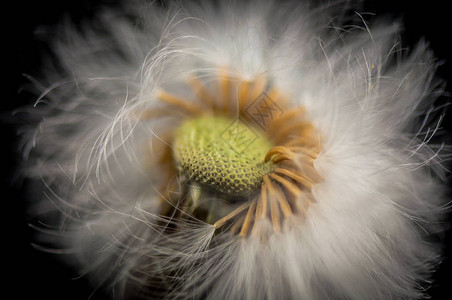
xmin=173 ymin=116 xmax=273 ymax=196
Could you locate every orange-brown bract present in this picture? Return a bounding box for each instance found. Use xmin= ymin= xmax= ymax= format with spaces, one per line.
xmin=139 ymin=71 xmax=322 ymax=238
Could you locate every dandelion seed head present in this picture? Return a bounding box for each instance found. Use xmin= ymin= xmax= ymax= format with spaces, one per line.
xmin=17 ymin=0 xmax=449 ymax=299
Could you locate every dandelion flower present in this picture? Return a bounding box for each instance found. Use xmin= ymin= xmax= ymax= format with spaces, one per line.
xmin=20 ymin=0 xmax=449 ymax=299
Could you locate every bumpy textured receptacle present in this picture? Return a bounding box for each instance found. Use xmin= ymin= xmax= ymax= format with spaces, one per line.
xmin=173 ymin=116 xmax=273 ymax=196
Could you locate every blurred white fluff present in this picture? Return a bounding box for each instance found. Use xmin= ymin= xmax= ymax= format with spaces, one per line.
xmin=21 ymin=0 xmax=449 ymax=299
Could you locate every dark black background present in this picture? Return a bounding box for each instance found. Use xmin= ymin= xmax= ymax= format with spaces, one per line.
xmin=2 ymin=0 xmax=451 ymax=299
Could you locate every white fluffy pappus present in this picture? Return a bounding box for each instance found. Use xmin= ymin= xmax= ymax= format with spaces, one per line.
xmin=19 ymin=0 xmax=450 ymax=299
